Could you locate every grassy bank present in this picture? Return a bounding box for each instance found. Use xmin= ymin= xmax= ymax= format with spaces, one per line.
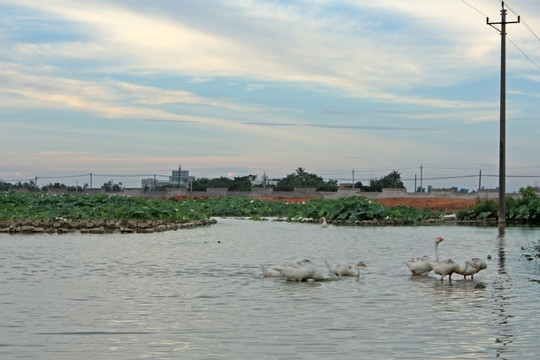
xmin=2 ymin=188 xmax=538 ymax=232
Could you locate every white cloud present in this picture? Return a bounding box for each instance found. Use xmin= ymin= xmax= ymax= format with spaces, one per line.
xmin=0 ymin=0 xmax=538 ymax=191
xmin=0 ymin=0 xmax=514 ymax=106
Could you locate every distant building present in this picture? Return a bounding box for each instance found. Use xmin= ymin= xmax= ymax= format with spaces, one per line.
xmin=170 ymin=169 xmax=190 ymax=186
xmin=141 ymin=168 xmax=195 ymax=189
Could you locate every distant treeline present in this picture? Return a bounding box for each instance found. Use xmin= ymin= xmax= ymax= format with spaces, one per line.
xmin=2 ymin=168 xmax=407 ymax=193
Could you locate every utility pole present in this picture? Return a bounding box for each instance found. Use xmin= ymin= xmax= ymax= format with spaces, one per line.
xmin=352 ymin=169 xmax=355 ymax=188
xmin=478 ymin=170 xmax=482 ymax=191
xmin=420 ymin=164 xmax=423 ymax=193
xmin=178 ymin=164 xmax=181 ymax=188
xmin=487 ymin=1 xmax=520 ymax=225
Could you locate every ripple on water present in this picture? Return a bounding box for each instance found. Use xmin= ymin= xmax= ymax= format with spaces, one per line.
xmin=0 ymin=220 xmax=539 ymax=359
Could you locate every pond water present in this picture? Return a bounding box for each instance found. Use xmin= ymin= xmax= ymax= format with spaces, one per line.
xmin=1 ymin=218 xmax=539 ymax=359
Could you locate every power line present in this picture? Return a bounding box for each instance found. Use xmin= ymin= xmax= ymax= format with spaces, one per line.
xmin=35 ymin=174 xmax=91 ymax=180
xmin=505 ymin=2 xmax=540 ymax=42
xmin=507 ymin=36 xmax=540 ymax=70
xmin=460 ymin=0 xmax=489 ymax=17
xmin=496 ymin=2 xmax=540 ymax=70
xmin=91 ymin=173 xmax=169 ymax=178
xmin=461 ymin=0 xmax=540 ymax=71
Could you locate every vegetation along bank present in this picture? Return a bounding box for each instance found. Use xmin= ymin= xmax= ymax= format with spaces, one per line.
xmin=1 ymin=186 xmax=538 ymax=234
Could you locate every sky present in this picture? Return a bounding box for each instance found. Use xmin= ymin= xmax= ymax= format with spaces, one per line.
xmin=1 ymin=0 xmax=539 ymax=192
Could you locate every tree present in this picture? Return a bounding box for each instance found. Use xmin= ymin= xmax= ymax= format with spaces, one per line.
xmin=318 ymin=179 xmax=339 ymax=191
xmin=366 ymin=170 xmax=405 ymax=192
xmin=102 ymin=180 xmax=123 ymax=192
xmin=229 ymin=175 xmax=257 ymax=191
xmin=353 ymin=181 xmax=364 ymax=189
xmin=206 ymin=177 xmax=232 ymax=189
xmin=190 ymin=175 xmax=256 ymax=191
xmin=190 ymin=177 xmax=212 ymax=191
xmin=275 ymin=168 xmax=338 ymax=192
xmin=6 ymin=180 xmax=40 ymax=192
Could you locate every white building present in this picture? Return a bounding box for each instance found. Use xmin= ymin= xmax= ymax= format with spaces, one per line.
xmin=142 ymin=168 xmax=194 ymax=189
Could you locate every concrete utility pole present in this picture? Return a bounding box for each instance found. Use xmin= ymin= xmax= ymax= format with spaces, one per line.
xmin=178 ymin=164 xmax=181 ymax=188
xmin=478 ymin=170 xmax=482 ymax=191
xmin=487 ymin=1 xmax=520 ymax=225
xmin=419 ymin=164 xmax=423 ymax=193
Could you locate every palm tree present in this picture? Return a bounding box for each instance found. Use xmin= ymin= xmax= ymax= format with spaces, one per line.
xmin=295 ymin=167 xmax=306 ymax=187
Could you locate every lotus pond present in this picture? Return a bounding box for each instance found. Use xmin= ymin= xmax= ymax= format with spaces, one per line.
xmin=1 ymin=218 xmax=540 ymax=359
xmin=0 ymin=192 xmax=448 ymax=224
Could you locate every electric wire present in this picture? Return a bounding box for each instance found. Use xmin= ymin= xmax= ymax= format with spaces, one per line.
xmin=507 ymin=36 xmax=540 ymax=70
xmin=505 ymin=2 xmax=540 ymax=42
xmin=461 ymin=0 xmax=540 ymax=70
xmin=460 ymin=0 xmax=489 ymax=17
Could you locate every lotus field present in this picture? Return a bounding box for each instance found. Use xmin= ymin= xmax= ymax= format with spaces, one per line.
xmin=2 ymin=187 xmax=539 ymax=224
xmin=1 ymin=192 xmax=443 ymax=224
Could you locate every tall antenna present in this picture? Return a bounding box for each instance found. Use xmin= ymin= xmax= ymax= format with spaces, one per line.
xmin=178 ymin=163 xmax=182 ymax=187
xmin=487 ymin=1 xmax=520 ymax=225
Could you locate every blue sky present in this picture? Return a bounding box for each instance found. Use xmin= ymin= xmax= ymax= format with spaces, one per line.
xmin=1 ymin=0 xmax=539 ymax=192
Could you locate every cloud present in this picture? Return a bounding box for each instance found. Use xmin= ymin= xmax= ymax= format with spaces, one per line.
xmin=245 ymin=84 xmax=266 ymax=92
xmin=1 ymin=0 xmax=538 ymax=192
xmin=38 ymin=151 xmax=89 ymax=156
xmin=0 ymin=0 xmax=514 ymax=107
xmin=0 ymin=64 xmax=323 ymax=146
xmin=244 ymin=121 xmax=436 ymax=132
xmin=0 ymin=64 xmax=259 ymax=111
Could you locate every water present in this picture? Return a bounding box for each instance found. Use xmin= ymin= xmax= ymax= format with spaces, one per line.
xmin=1 ymin=219 xmax=539 ymax=359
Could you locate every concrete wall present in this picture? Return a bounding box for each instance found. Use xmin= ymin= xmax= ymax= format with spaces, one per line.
xmin=12 ymin=187 xmax=531 ymax=200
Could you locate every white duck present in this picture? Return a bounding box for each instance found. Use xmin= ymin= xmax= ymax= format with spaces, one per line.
xmin=261 ymin=264 xmax=283 ymax=277
xmin=261 ymin=258 xmax=312 ymax=277
xmin=429 ymin=258 xmax=460 ymax=282
xmin=320 ymin=217 xmax=329 ymax=228
xmin=325 ymin=260 xmax=367 ymax=276
xmin=456 ymin=258 xmax=487 ymax=280
xmin=310 ymin=263 xmax=333 ymax=280
xmin=276 ymin=264 xmax=316 ymax=282
xmin=277 ymin=262 xmax=332 ymax=281
xmin=405 ymin=237 xmax=444 ymax=276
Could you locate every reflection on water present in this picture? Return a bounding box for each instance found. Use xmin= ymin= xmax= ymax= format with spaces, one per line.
xmin=499 ymin=225 xmax=507 ymax=275
xmin=493 ymin=226 xmax=514 ymax=359
xmin=1 ymin=219 xmax=539 ymax=359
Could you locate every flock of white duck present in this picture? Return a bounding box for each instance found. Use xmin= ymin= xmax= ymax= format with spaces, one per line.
xmin=261 ymin=258 xmax=367 ymax=281
xmin=404 ymin=236 xmax=487 ymax=282
xmin=262 ymin=220 xmax=487 ymax=282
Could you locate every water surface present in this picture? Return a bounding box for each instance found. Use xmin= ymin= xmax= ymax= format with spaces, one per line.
xmin=1 ymin=219 xmax=539 ymax=359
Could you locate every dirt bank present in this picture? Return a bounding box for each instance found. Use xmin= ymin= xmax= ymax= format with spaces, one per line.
xmin=169 ymin=196 xmax=480 ymax=212
xmin=376 ymin=198 xmax=479 ymax=212
xmin=257 ymin=197 xmax=478 ymax=212
xmin=0 ymin=218 xmax=217 ymax=234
